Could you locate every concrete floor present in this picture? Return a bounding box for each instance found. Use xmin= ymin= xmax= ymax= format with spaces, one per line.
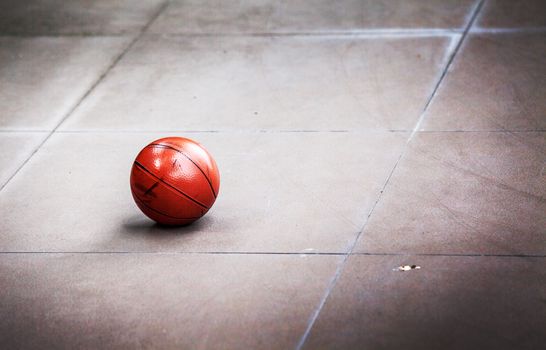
xmin=0 ymin=0 xmax=545 ymax=349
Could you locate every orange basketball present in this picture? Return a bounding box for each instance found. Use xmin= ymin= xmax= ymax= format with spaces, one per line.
xmin=130 ymin=137 xmax=220 ymax=226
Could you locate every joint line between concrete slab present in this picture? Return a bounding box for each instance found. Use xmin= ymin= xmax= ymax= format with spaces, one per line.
xmin=0 ymin=1 xmax=170 ymax=193
xmin=294 ymin=2 xmax=486 ymax=348
xmin=409 ymin=0 xmax=485 ymax=140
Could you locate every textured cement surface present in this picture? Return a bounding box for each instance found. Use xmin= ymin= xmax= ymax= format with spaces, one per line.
xmin=0 ymin=0 xmax=545 ymax=349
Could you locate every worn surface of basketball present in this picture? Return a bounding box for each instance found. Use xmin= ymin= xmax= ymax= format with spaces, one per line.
xmin=130 ymin=137 xmax=220 ymax=225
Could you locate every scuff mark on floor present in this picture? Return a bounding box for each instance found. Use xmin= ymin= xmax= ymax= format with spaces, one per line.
xmin=395 ymin=265 xmax=421 ymax=272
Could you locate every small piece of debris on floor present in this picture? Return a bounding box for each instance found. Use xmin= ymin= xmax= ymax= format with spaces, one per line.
xmin=395 ymin=265 xmax=421 ymax=272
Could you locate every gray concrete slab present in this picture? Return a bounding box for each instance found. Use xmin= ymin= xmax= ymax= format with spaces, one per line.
xmin=0 ymin=0 xmax=166 ymax=35
xmin=304 ymin=255 xmax=546 ymax=350
xmin=355 ymin=132 xmax=546 ymax=255
xmin=150 ymin=0 xmax=476 ymax=34
xmin=0 ymin=132 xmax=47 ymax=188
xmin=476 ymin=0 xmax=546 ymax=28
xmin=0 ymin=253 xmax=340 ymax=349
xmin=422 ymin=33 xmax=546 ymax=131
xmin=61 ymin=35 xmax=453 ymax=132
xmin=0 ymin=36 xmax=130 ymax=130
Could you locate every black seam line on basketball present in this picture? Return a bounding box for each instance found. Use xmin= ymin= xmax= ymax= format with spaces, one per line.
xmin=134 ymin=161 xmax=209 ymax=209
xmin=144 ymin=181 xmax=160 ymax=196
xmin=147 ymin=143 xmax=217 ymax=198
xmin=133 ymin=193 xmax=200 ymax=220
xmin=133 ymin=161 xmax=209 ymax=209
xmin=132 ymin=192 xmax=201 ymax=220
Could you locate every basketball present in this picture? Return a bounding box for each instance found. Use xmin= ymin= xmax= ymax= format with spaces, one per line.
xmin=130 ymin=137 xmax=220 ymax=225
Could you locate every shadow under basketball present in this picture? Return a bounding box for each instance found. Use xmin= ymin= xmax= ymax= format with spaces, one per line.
xmin=121 ymin=214 xmax=213 ymax=236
